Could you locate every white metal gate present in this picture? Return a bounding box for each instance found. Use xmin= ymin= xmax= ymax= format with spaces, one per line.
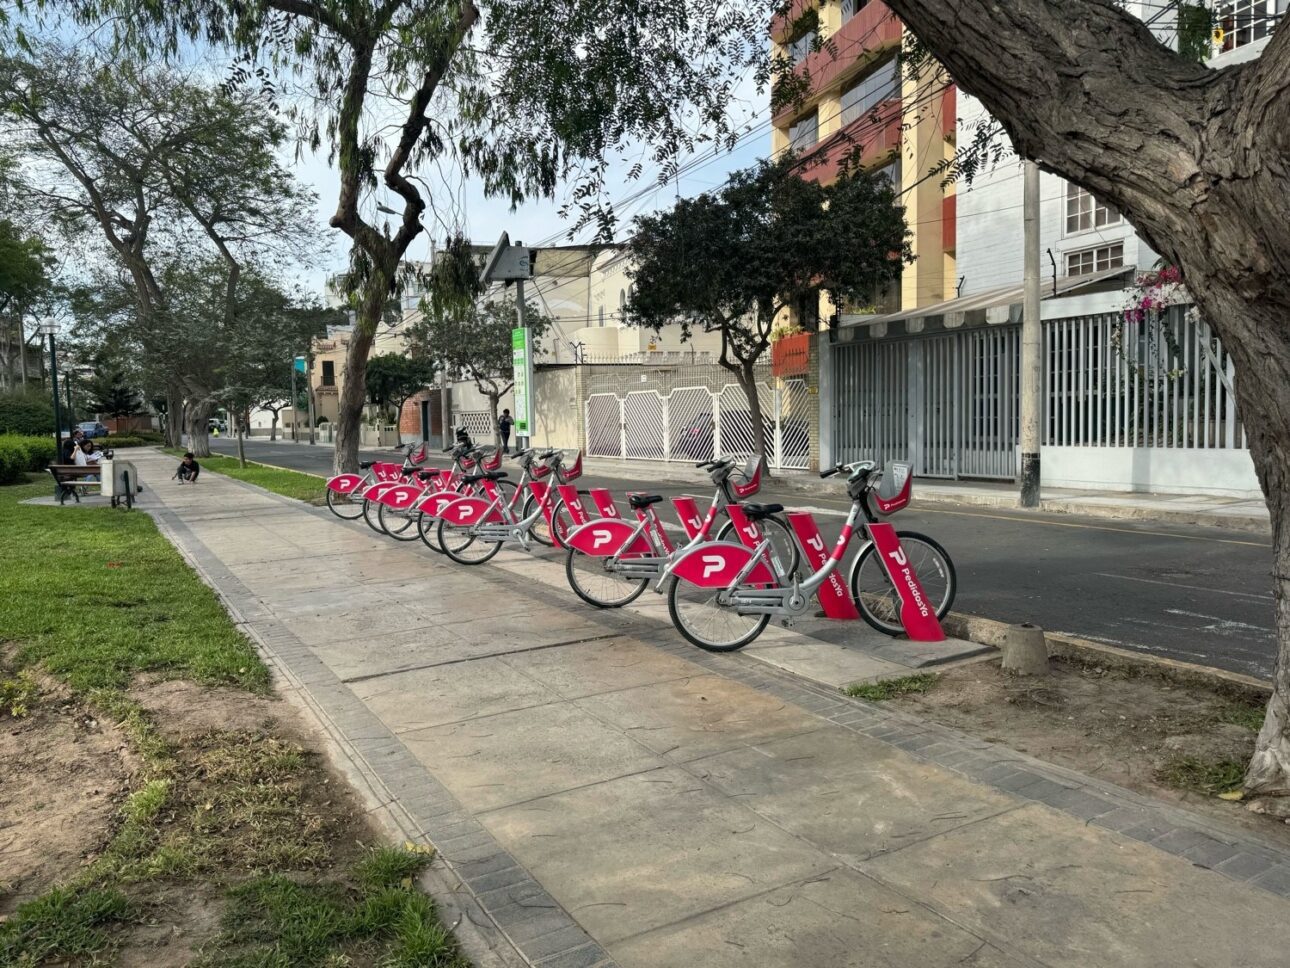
xmin=833 ymin=327 xmax=1020 ymax=479
xmin=584 ymin=379 xmax=810 ymax=470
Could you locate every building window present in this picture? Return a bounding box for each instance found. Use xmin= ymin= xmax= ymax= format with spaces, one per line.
xmin=787 ymin=28 xmax=817 ymax=67
xmin=1217 ymin=0 xmax=1284 ymax=50
xmin=321 ymin=360 xmax=335 ymax=386
xmin=874 ymin=156 xmax=901 ymax=188
xmin=789 ymin=110 xmax=818 ymax=149
xmin=1066 ymin=243 xmax=1124 ymax=277
xmin=1065 ymin=183 xmax=1121 ymax=234
xmin=598 ymin=306 xmax=605 ymax=327
xmin=840 ymin=0 xmax=870 ymax=23
xmin=840 ymin=57 xmax=899 ymax=127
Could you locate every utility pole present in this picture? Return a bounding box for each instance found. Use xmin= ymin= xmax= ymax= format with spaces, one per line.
xmin=1019 ymin=160 xmax=1042 ymax=508
xmin=290 ymin=360 xmax=299 ymax=444
xmin=39 ymin=321 xmax=62 ymax=462
xmin=440 ymin=369 xmax=451 ymax=449
xmin=307 ymin=355 xmax=318 ymax=446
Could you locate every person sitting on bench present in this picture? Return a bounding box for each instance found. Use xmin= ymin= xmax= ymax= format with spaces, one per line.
xmin=74 ymin=439 xmax=103 ymax=481
xmin=176 ymin=452 xmax=200 ymax=484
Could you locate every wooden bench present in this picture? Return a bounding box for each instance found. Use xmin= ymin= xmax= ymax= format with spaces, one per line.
xmin=47 ymin=464 xmax=104 ymax=504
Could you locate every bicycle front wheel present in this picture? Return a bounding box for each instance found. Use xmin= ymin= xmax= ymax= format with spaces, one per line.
xmin=326 ymin=486 xmax=365 ymax=520
xmin=521 ymin=492 xmax=554 ymax=547
xmin=849 ymin=531 xmax=956 ymax=636
xmin=378 ymin=500 xmax=421 ymax=541
xmin=361 ymin=497 xmax=386 ymax=534
xmin=666 ymin=577 xmax=769 ymax=652
xmin=417 ymin=507 xmax=445 ymax=554
xmin=716 ymin=515 xmax=800 ymax=578
xmin=436 ymin=516 xmax=503 ymax=565
xmin=565 ymin=547 xmax=649 ymax=608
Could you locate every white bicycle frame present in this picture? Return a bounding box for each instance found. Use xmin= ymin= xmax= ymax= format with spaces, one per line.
xmin=446 ymin=453 xmax=565 ymax=551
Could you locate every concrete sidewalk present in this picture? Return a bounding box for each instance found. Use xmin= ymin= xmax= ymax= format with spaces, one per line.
xmin=135 ymin=451 xmax=1290 ymax=968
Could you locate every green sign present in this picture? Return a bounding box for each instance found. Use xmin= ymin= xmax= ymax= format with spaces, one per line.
xmin=293 ymin=355 xmax=307 ymax=373
xmin=511 ymin=327 xmax=531 ymax=434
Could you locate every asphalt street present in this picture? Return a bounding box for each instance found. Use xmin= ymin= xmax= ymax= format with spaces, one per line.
xmin=206 ymin=436 xmax=1278 ymax=680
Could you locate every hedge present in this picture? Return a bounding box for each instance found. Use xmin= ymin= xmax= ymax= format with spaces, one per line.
xmin=0 ymin=434 xmax=58 ymax=485
xmin=0 ymin=394 xmax=55 ymax=436
xmin=101 ymin=435 xmax=150 ymax=448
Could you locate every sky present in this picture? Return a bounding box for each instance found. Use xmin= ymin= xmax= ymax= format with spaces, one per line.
xmin=289 ymin=91 xmax=772 ymax=297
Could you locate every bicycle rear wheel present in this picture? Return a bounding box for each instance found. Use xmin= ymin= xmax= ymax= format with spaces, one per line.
xmin=361 ymin=497 xmax=386 ymax=534
xmin=378 ymin=500 xmax=420 ymax=541
xmin=326 ymin=486 xmax=365 ymax=520
xmin=436 ymin=517 xmax=503 ymax=565
xmin=665 ymin=577 xmax=769 ymax=652
xmin=849 ymin=531 xmax=956 ymax=636
xmin=565 ymin=547 xmax=649 ymax=608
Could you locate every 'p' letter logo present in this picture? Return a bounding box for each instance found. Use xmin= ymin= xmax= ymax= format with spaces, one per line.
xmin=887 ymin=548 xmax=907 ymax=567
xmin=592 ymin=529 xmax=613 ymax=549
xmin=701 ymin=554 xmax=724 ymax=580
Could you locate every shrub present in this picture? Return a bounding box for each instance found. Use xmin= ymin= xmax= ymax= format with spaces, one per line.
xmin=0 ymin=390 xmax=55 ymax=436
xmin=101 ymin=435 xmax=149 ymax=448
xmin=0 ymin=435 xmax=58 ymax=483
xmin=131 ymin=429 xmax=164 ymax=443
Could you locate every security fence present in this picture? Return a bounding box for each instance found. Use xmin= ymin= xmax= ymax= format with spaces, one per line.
xmin=584 ymin=363 xmax=811 ymax=470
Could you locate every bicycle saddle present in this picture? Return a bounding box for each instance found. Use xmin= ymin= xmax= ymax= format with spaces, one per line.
xmin=741 ymin=502 xmax=784 ymax=521
xmin=462 ymin=470 xmax=509 ymax=483
xmin=359 ymin=461 xmax=375 ymax=470
xmin=628 ymin=494 xmax=664 ymax=509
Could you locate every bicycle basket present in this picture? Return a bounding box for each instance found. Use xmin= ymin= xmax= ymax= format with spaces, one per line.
xmin=562 ymin=450 xmax=584 ymax=481
xmin=481 ymin=449 xmax=503 ymax=472
xmin=870 ymin=461 xmax=912 ymax=516
xmin=730 ymin=455 xmax=763 ymax=499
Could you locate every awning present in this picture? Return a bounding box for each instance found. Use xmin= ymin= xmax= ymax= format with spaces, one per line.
xmin=840 ymin=265 xmax=1135 ymax=330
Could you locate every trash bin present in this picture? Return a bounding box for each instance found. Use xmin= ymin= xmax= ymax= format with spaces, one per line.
xmin=100 ymin=459 xmax=137 ymax=510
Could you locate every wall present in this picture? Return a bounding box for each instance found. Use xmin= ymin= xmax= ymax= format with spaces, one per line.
xmin=530 ymin=367 xmax=582 ymax=451
xmin=1043 ymin=446 xmax=1261 ymax=499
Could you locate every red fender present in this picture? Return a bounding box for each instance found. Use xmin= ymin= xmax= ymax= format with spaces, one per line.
xmin=438 ymin=495 xmax=504 ymax=526
xmin=565 ymin=518 xmax=652 ymax=558
xmin=372 ymin=462 xmax=405 ymax=483
xmin=671 ymin=541 xmax=777 ymax=589
xmin=376 ymin=483 xmax=423 ymax=509
xmin=326 ymin=473 xmax=366 ymax=495
xmin=361 ymin=481 xmax=399 ymax=503
xmin=416 ymin=489 xmax=467 ymax=518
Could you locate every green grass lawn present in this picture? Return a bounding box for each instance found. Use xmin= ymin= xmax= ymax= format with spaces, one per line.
xmin=0 ymin=476 xmax=466 ymax=967
xmin=165 ymin=450 xmax=326 ymax=504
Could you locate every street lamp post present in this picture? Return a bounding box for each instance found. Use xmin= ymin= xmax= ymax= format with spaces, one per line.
xmin=37 ymin=321 xmax=63 ymax=467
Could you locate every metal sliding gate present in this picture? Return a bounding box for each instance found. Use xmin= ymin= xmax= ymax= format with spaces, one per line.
xmin=833 ymin=326 xmax=1021 ymax=479
xmin=585 ymin=378 xmax=811 ymax=470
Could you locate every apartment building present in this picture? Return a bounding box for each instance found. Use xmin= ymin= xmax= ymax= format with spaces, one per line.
xmin=770 ymin=0 xmax=957 ymax=315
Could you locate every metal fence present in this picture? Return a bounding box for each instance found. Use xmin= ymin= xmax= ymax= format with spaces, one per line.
xmin=585 ymin=376 xmax=811 ymax=470
xmin=1044 ymin=307 xmax=1244 ymax=449
xmin=832 ymin=303 xmax=1244 ymax=482
xmin=452 ymin=410 xmax=495 ymax=440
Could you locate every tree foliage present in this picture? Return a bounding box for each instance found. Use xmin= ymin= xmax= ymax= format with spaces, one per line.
xmin=84 ymin=366 xmax=141 ymax=418
xmin=0 ymin=217 xmax=51 ymax=312
xmin=626 ymin=155 xmax=910 ymax=460
xmin=365 ymin=352 xmax=437 ymax=422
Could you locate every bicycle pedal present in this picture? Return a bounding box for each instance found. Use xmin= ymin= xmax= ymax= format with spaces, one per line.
xmin=780 ymin=618 xmax=796 ymax=629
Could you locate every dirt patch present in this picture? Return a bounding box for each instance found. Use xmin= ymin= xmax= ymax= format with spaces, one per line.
xmin=2 ymin=674 xmax=387 ymax=965
xmin=0 ymin=678 xmax=137 ymax=913
xmin=890 ymin=657 xmax=1290 ymax=846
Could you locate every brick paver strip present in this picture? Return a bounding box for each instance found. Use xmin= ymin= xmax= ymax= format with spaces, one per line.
xmin=144 ymin=464 xmax=1290 ymax=953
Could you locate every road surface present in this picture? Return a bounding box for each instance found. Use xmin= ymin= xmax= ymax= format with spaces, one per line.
xmin=205 ymin=436 xmax=1278 ymax=680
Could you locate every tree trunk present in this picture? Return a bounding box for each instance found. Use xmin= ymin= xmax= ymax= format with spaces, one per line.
xmin=186 ymin=398 xmax=213 ymax=458
xmin=269 ymin=412 xmax=278 ymax=441
xmin=165 ymin=382 xmax=185 ymax=449
xmin=236 ymin=418 xmax=247 ymax=468
xmin=877 ymin=0 xmax=1290 ymax=810
xmin=332 ymin=280 xmax=391 ymax=474
xmin=737 ymin=362 xmax=771 ymax=474
xmin=488 ymin=392 xmax=500 ymax=450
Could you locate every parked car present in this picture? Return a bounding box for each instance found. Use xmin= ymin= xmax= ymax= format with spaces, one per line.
xmin=77 ymin=421 xmax=109 ymax=439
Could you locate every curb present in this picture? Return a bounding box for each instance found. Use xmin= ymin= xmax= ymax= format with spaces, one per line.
xmin=940 ymin=610 xmax=1273 ymax=699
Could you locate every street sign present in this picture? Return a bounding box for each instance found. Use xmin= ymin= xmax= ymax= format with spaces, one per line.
xmin=512 ymin=327 xmax=533 ymax=435
xmin=293 ymin=356 xmax=307 ymax=373
xmin=484 ymin=232 xmax=533 ymax=283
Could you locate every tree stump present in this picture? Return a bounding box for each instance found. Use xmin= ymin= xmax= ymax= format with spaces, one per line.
xmin=1002 ymin=623 xmax=1049 ymax=676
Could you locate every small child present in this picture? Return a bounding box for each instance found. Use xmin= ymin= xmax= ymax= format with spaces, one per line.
xmin=176 ymin=452 xmax=200 ymax=484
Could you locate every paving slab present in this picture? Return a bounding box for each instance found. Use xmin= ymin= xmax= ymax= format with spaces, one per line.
xmin=574 ymin=673 xmax=822 ymax=763
xmin=497 ymin=636 xmax=699 ymax=700
xmin=691 ymin=728 xmax=1018 ymax=863
xmin=861 ymin=804 xmax=1290 ymax=967
xmin=611 ymin=868 xmax=1019 ymax=968
xmin=399 ymin=700 xmax=664 ymax=812
xmin=481 ymin=765 xmax=837 ymax=945
xmin=741 ymin=636 xmax=912 ymax=688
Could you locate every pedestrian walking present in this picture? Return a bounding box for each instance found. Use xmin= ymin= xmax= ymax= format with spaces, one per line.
xmin=499 ymin=408 xmax=514 ymax=455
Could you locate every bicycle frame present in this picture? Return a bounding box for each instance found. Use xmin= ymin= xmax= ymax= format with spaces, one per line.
xmin=436 ymin=451 xmax=569 ymax=550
